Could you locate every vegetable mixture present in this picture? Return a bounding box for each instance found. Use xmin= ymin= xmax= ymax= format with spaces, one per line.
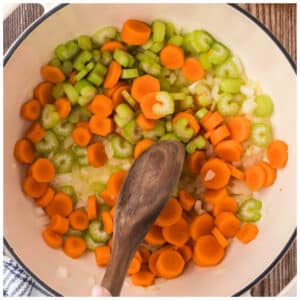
xmin=14 ymin=18 xmax=289 ymax=288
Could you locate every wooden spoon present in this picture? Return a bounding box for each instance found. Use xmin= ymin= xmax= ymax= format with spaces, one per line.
xmin=101 ymin=140 xmax=185 ymax=296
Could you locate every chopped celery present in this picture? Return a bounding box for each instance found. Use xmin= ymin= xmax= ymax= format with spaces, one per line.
xmin=88 ymin=220 xmax=111 ymax=242
xmin=207 ymin=42 xmax=230 ymax=65
xmin=102 ymin=50 xmax=113 ymax=66
xmin=152 ymin=20 xmax=166 ymax=42
xmin=93 ymin=49 xmax=101 ymax=63
xmin=144 ymin=50 xmax=160 ymax=63
xmin=142 ymin=38 xmax=154 ymax=50
xmin=182 ymin=32 xmax=199 ymax=54
xmin=159 ymin=77 xmax=171 ymax=91
xmin=92 ymin=26 xmax=117 ymax=46
xmin=171 ymin=92 xmax=186 ymax=101
xmin=53 ymin=120 xmax=74 ymax=138
xmin=166 ymin=120 xmax=173 ymax=132
xmin=193 ymin=30 xmax=214 ymax=52
xmin=215 ymin=56 xmax=243 ymax=78
xmin=220 ymin=78 xmax=244 ymax=94
xmin=199 ymin=52 xmax=213 ymax=71
xmin=52 ymin=150 xmax=74 ymax=173
xmin=122 ymin=90 xmax=136 ymax=108
xmin=92 ymin=63 xmax=108 ymax=76
xmin=74 ymin=79 xmax=90 ymax=94
xmin=52 ymin=83 xmax=65 ymax=99
xmin=250 ymin=123 xmax=271 ymax=147
xmin=61 ymin=60 xmax=73 ymax=76
xmin=176 ymin=95 xmax=194 ymax=111
xmin=140 ymin=60 xmax=161 ymax=77
xmin=185 ymin=135 xmax=207 ymax=154
xmin=63 ymin=83 xmax=79 ymax=105
xmin=55 ymin=41 xmax=79 ymax=61
xmin=173 ymin=118 xmax=194 ymax=143
xmin=165 ymin=22 xmax=175 ymax=38
xmin=168 ymin=35 xmax=184 ymax=47
xmin=160 ymin=133 xmax=180 ymax=141
xmin=68 ymin=106 xmax=81 ymax=124
xmin=72 ymin=145 xmax=89 ymax=167
xmin=150 ymin=42 xmax=164 ymax=53
xmin=121 ymin=68 xmax=139 ymax=79
xmin=238 ymin=198 xmax=262 ymax=222
xmin=217 ymin=93 xmax=240 ymax=117
xmin=49 ymin=57 xmax=61 ymax=68
xmin=41 ymin=104 xmax=60 ymax=129
xmin=73 ymin=50 xmax=93 ymax=71
xmin=110 ymin=134 xmax=134 ymax=158
xmin=113 ymin=48 xmax=132 ymax=67
xmin=114 ymin=104 xmax=135 ymax=128
xmin=143 ymin=120 xmax=166 ymax=140
xmin=77 ymin=35 xmax=92 ymax=50
xmin=123 ymin=120 xmax=143 ymax=144
xmin=78 ymin=85 xmax=97 ymax=106
xmin=195 ymin=108 xmax=209 ymax=120
xmin=87 ymin=72 xmax=103 ymax=86
xmin=152 ymin=92 xmax=175 ymax=116
xmin=254 ymin=94 xmax=274 ymax=117
xmin=85 ymin=232 xmax=104 ymax=250
xmin=58 ymin=185 xmax=78 ymax=205
xmin=194 ymin=83 xmax=212 ymax=107
xmin=35 ymin=131 xmax=59 ymax=154
xmin=90 ymin=181 xmax=107 ymax=194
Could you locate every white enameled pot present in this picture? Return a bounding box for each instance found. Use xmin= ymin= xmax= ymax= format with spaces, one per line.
xmin=4 ymin=3 xmax=296 ymax=297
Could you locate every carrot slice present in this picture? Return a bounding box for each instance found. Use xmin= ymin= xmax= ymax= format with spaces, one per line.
xmin=227 ymin=116 xmax=251 ymax=142
xmin=136 ymin=113 xmax=156 ymax=131
xmin=200 ymin=158 xmax=231 ymax=189
xmin=162 ymin=217 xmax=190 ymax=246
xmin=87 ymin=195 xmax=98 ymax=220
xmin=203 ymin=188 xmax=228 ymax=205
xmin=95 ymin=246 xmax=111 ymax=266
xmin=258 ymin=161 xmax=277 ymax=187
xmin=103 ymin=61 xmax=122 ymax=89
xmin=193 ymin=235 xmax=225 ymax=266
xmin=21 ymin=99 xmax=41 ymax=121
xmin=110 ymin=206 xmax=115 ymax=219
xmin=127 ymin=257 xmax=141 ymax=275
xmin=134 ymin=139 xmax=155 ymax=159
xmin=177 ymin=244 xmax=193 ymax=263
xmin=111 ymin=84 xmax=130 ymax=108
xmin=200 ymin=111 xmax=212 ymax=127
xmin=236 ymin=223 xmax=259 ymax=244
xmin=131 ymin=75 xmax=160 ymax=103
xmin=69 ymin=71 xmax=77 ymax=85
xmin=226 ymin=163 xmax=245 ymax=180
xmin=215 ymin=139 xmax=243 ymax=162
xmin=160 ymin=45 xmax=184 ymax=70
xmin=87 ymin=142 xmax=108 ymax=167
xmin=173 ymin=112 xmax=200 ymax=136
xmin=213 ymin=196 xmax=238 ymax=216
xmin=140 ymin=92 xmax=162 ymax=120
xmin=31 ymin=158 xmax=55 ymax=183
xmin=14 ymin=139 xmax=35 ymax=164
xmin=121 ymin=19 xmax=151 ymax=45
xmin=55 ymin=97 xmax=71 ymax=119
xmin=148 ymin=246 xmax=173 ymax=277
xmin=145 ymin=225 xmax=166 ymax=246
xmin=26 ymin=122 xmax=45 ymax=143
xmin=209 ymin=125 xmax=230 ymax=146
xmin=245 ymin=164 xmax=266 ymax=191
xmin=69 ymin=209 xmax=89 ymax=231
xmin=35 ymin=186 xmax=55 ymax=207
xmin=212 ymin=227 xmax=229 ymax=248
xmin=182 ymin=57 xmax=205 ymax=81
xmin=42 ymin=228 xmax=63 ymax=249
xmin=49 ymin=214 xmax=69 ymax=234
xmin=131 ymin=271 xmax=155 ymax=287
xmin=139 ymin=246 xmax=151 ymax=264
xmin=63 ymin=236 xmax=86 ymax=259
xmin=267 ymin=140 xmax=288 ymax=169
xmin=155 ymin=198 xmax=182 ymax=227
xmin=22 ymin=176 xmax=48 ymax=198
xmin=201 ymin=112 xmax=224 ymax=131
xmin=215 ymin=212 xmax=241 ymax=238
xmin=107 ymin=170 xmax=128 ymax=200
xmin=108 ymin=238 xmax=113 ymax=249
xmin=190 ymin=213 xmax=214 ymax=240
xmin=45 ymin=192 xmax=73 ymax=217
xmin=187 ymin=150 xmax=206 ymax=174
xmin=87 ymin=94 xmax=113 ymax=117
xmin=41 ymin=65 xmax=65 ymax=83
xmin=89 ymin=115 xmax=114 ymax=136
xmin=34 ymin=82 xmax=54 ymax=105
xmin=105 ymin=81 xmax=127 ymax=98
xmin=72 ymin=126 xmax=92 ymax=147
xmin=101 ymin=40 xmax=126 ymax=52
xmin=101 ymin=211 xmax=114 ymax=234
xmin=178 ymin=189 xmax=196 ymax=211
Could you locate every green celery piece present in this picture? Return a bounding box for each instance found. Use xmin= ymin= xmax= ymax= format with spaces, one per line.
xmin=173 ymin=118 xmax=194 ymax=143
xmin=238 ymin=198 xmax=262 ymax=222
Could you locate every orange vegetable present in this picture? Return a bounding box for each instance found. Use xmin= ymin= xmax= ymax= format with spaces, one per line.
xmin=26 ymin=122 xmax=45 ymax=143
xmin=187 ymin=150 xmax=206 ymax=174
xmin=227 ymin=116 xmax=251 ymax=142
xmin=87 ymin=94 xmax=113 ymax=117
xmin=76 ymin=121 xmax=90 ymax=129
xmin=131 ymin=271 xmax=155 ymax=287
xmin=127 ymin=257 xmax=141 ymax=275
xmin=103 ymin=61 xmax=122 ymax=89
xmin=236 ymin=223 xmax=259 ymax=244
xmin=267 ymin=140 xmax=288 ymax=169
xmin=245 ymin=164 xmax=266 ymax=191
xmin=215 ymin=212 xmax=241 ymax=238
xmin=33 ymin=82 xmax=54 ymax=105
xmin=35 ymin=187 xmax=55 ymax=207
xmin=131 ymin=75 xmax=160 ymax=103
xmin=212 ymin=227 xmax=229 ymax=248
xmin=95 ymin=246 xmax=111 ymax=266
xmin=134 ymin=251 xmax=143 ymax=264
xmin=215 ymin=139 xmax=243 ymax=161
xmin=162 ymin=217 xmax=190 ymax=246
xmin=41 ymin=65 xmax=65 ymax=83
xmin=111 ymin=84 xmax=130 ymax=108
xmin=145 ymin=225 xmax=166 ymax=246
xmin=101 ymin=211 xmax=114 ymax=234
xmin=139 ymin=246 xmax=151 ymax=264
xmin=193 ymin=235 xmax=225 ymax=266
xmin=87 ymin=142 xmax=108 ymax=167
xmin=31 ymin=158 xmax=55 ymax=183
xmin=134 ymin=139 xmax=155 ymax=159
xmin=258 ymin=161 xmax=277 ymax=187
xmin=63 ymin=236 xmax=86 ymax=259
xmin=22 ymin=176 xmax=48 ymax=198
xmin=203 ymin=188 xmax=228 ymax=205
xmin=42 ymin=228 xmax=63 ymax=249
xmin=69 ymin=71 xmax=77 ymax=85
xmin=182 ymin=57 xmax=205 ymax=81
xmin=136 ymin=113 xmax=156 ymax=131
xmin=160 ymin=44 xmax=184 ymax=70
xmin=200 ymin=111 xmax=212 ymax=127
xmin=55 ymin=97 xmax=71 ymax=119
xmin=72 ymin=126 xmax=92 ymax=146
xmin=155 ymin=198 xmax=182 ymax=227
xmin=148 ymin=246 xmax=172 ymax=277
xmin=226 ymin=163 xmax=245 ymax=180
xmin=45 ymin=192 xmax=73 ymax=217
xmin=213 ymin=196 xmax=238 ymax=216
xmin=110 ymin=206 xmax=115 ymax=219
xmin=87 ymin=195 xmax=98 ymax=220
xmin=209 ymin=125 xmax=230 ymax=146
xmin=101 ymin=40 xmax=126 ymax=52
xmin=89 ymin=115 xmax=114 ymax=136
xmin=49 ymin=214 xmax=69 ymax=234
xmin=108 ymin=238 xmax=113 ymax=249
xmin=177 ymin=244 xmax=192 ymax=263
xmin=121 ymin=19 xmax=151 ymax=45
xmin=173 ymin=112 xmax=200 ymax=136
xmin=200 ymin=158 xmax=231 ymax=189
xmin=105 ymin=81 xmax=127 ymax=98
xmin=190 ymin=213 xmax=214 ymax=240
xmin=201 ymin=112 xmax=224 ymax=131
xmin=14 ymin=139 xmax=35 ymax=164
xmin=140 ymin=92 xmax=162 ymax=120
xmin=21 ymin=99 xmax=41 ymax=121
xmin=178 ymin=189 xmax=196 ymax=211
xmin=69 ymin=209 xmax=89 ymax=231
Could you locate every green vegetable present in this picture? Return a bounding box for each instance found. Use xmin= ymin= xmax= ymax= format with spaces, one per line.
xmin=193 ymin=30 xmax=214 ymax=52
xmin=72 ymin=145 xmax=89 ymax=167
xmin=92 ymin=26 xmax=117 ymax=46
xmin=176 ymin=96 xmax=194 ymax=111
xmin=61 ymin=60 xmax=73 ymax=76
xmin=113 ymin=104 xmax=135 ymax=128
xmin=195 ymin=108 xmax=209 ymax=120
xmin=168 ymin=35 xmax=184 ymax=47
xmin=150 ymin=42 xmax=164 ymax=53
xmin=113 ymin=48 xmax=133 ymax=67
xmin=194 ymin=83 xmax=212 ymax=107
xmin=77 ymin=35 xmax=92 ymax=50
xmin=207 ymin=42 xmax=230 ymax=65
xmin=250 ymin=123 xmax=271 ymax=147
xmin=238 ymin=198 xmax=262 ymax=222
xmin=85 ymin=232 xmax=104 ymax=250
xmin=220 ymin=78 xmax=243 ymax=94
xmin=152 ymin=20 xmax=166 ymax=42
xmin=110 ymin=134 xmax=134 ymax=158
xmin=254 ymin=94 xmax=274 ymax=117
xmin=144 ymin=50 xmax=160 ymax=63
xmin=88 ymin=220 xmax=111 ymax=243
xmin=49 ymin=57 xmax=61 ymax=67
xmin=152 ymin=92 xmax=175 ymax=116
xmin=123 ymin=119 xmax=143 ymax=144
xmin=160 ymin=133 xmax=180 ymax=141
xmin=215 ymin=56 xmax=242 ymax=78
xmin=52 ymin=150 xmax=74 ymax=173
xmin=173 ymin=118 xmax=194 ymax=143
xmin=121 ymin=90 xmax=136 ymax=108
xmin=78 ymin=85 xmax=97 ymax=106
xmin=53 ymin=121 xmax=74 ymax=138
xmin=166 ymin=120 xmax=173 ymax=132
xmin=52 ymin=83 xmax=65 ymax=99
xmin=121 ymin=68 xmax=139 ymax=79
xmin=140 ymin=60 xmax=161 ymax=77
xmin=55 ymin=40 xmax=80 ymax=61
xmin=185 ymin=135 xmax=207 ymax=154
xmin=143 ymin=120 xmax=166 ymax=140
xmin=93 ymin=49 xmax=101 ymax=63
xmin=90 ymin=181 xmax=107 ymax=194
xmin=165 ymin=22 xmax=175 ymax=38
xmin=41 ymin=104 xmax=60 ymax=129
xmin=199 ymin=52 xmax=212 ymax=71
xmin=73 ymin=50 xmax=93 ymax=71
xmin=35 ymin=131 xmax=59 ymax=154
xmin=63 ymin=83 xmax=79 ymax=104
xmin=217 ymin=93 xmax=240 ymax=117
xmin=101 ymin=50 xmax=113 ymax=66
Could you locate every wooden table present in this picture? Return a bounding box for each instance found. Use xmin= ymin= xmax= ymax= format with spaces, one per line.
xmin=3 ymin=3 xmax=296 ymax=297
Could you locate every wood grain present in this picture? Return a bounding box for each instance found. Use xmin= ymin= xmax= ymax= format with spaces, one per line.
xmin=3 ymin=3 xmax=296 ymax=297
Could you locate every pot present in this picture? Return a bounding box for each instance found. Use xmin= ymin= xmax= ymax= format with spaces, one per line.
xmin=4 ymin=3 xmax=296 ymax=296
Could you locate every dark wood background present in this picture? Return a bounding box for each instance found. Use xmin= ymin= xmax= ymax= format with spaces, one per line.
xmin=3 ymin=3 xmax=296 ymax=296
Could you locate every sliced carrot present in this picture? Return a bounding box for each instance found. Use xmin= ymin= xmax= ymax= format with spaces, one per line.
xmin=148 ymin=246 xmax=172 ymax=277
xmin=201 ymin=112 xmax=224 ymax=131
xmin=106 ymin=170 xmax=128 ymax=201
xmin=178 ymin=189 xmax=196 ymax=211
xmin=200 ymin=158 xmax=231 ymax=189
xmin=131 ymin=271 xmax=155 ymax=287
xmin=193 ymin=235 xmax=225 ymax=266
xmin=111 ymin=84 xmax=130 ymax=108
xmin=55 ymin=97 xmax=71 ymax=119
xmin=131 ymin=75 xmax=160 ymax=103
xmin=21 ymin=99 xmax=41 ymax=121
xmin=87 ymin=142 xmax=108 ymax=167
xmin=103 ymin=61 xmax=122 ymax=89
xmin=108 ymin=238 xmax=113 ymax=249
xmin=213 ymin=196 xmax=238 ymax=216
xmin=139 ymin=246 xmax=151 ymax=264
xmin=95 ymin=245 xmax=111 ymax=266
xmin=45 ymin=192 xmax=73 ymax=217
xmin=26 ymin=122 xmax=45 ymax=143
xmin=87 ymin=195 xmax=98 ymax=220
xmin=35 ymin=186 xmax=55 ymax=207
xmin=245 ymin=164 xmax=266 ymax=191
xmin=69 ymin=209 xmax=89 ymax=231
xmin=156 ymin=249 xmax=185 ymax=279
xmin=187 ymin=150 xmax=206 ymax=174
xmin=200 ymin=111 xmax=212 ymax=127
xmin=41 ymin=65 xmax=65 ymax=83
xmin=34 ymin=82 xmax=54 ymax=105
xmin=76 ymin=121 xmax=90 ymax=129
xmin=236 ymin=223 xmax=259 ymax=244
xmin=63 ymin=236 xmax=86 ymax=259
xmin=155 ymin=198 xmax=182 ymax=227
xmin=134 ymin=139 xmax=155 ymax=159
xmin=212 ymin=227 xmax=229 ymax=248
xmin=190 ymin=213 xmax=214 ymax=240
xmin=72 ymin=126 xmax=92 ymax=147
xmin=258 ymin=161 xmax=277 ymax=187
xmin=145 ymin=225 xmax=166 ymax=246
xmin=69 ymin=71 xmax=77 ymax=85
xmin=127 ymin=256 xmax=141 ymax=275
xmin=31 ymin=158 xmax=55 ymax=183
xmin=162 ymin=217 xmax=190 ymax=246
xmin=101 ymin=189 xmax=116 ymax=207
xmin=140 ymin=92 xmax=162 ymax=120
xmin=203 ymin=188 xmax=228 ymax=205
xmin=160 ymin=44 xmax=184 ymax=70
xmin=101 ymin=211 xmax=114 ymax=234
xmin=89 ymin=115 xmax=114 ymax=136
xmin=226 ymin=163 xmax=245 ymax=180
xmin=110 ymin=206 xmax=115 ymax=219
xmin=209 ymin=125 xmax=230 ymax=146
xmin=105 ymin=81 xmax=127 ymax=98
xmin=215 ymin=212 xmax=241 ymax=238
xmin=267 ymin=140 xmax=288 ymax=169
xmin=121 ymin=19 xmax=151 ymax=45
xmin=134 ymin=251 xmax=143 ymax=264
xmin=42 ymin=228 xmax=63 ymax=249
xmin=14 ymin=139 xmax=35 ymax=164
xmin=49 ymin=214 xmax=69 ymax=234
xmin=87 ymin=94 xmax=113 ymax=117
xmin=101 ymin=40 xmax=126 ymax=52
xmin=215 ymin=139 xmax=243 ymax=162
xmin=177 ymin=244 xmax=192 ymax=263
xmin=22 ymin=176 xmax=48 ymax=198
xmin=182 ymin=57 xmax=205 ymax=82
xmin=136 ymin=113 xmax=156 ymax=131
xmin=227 ymin=116 xmax=251 ymax=142
xmin=172 ymin=112 xmax=200 ymax=136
